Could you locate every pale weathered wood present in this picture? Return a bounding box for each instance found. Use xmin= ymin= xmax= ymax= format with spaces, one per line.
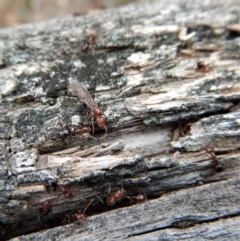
xmin=0 ymin=0 xmax=240 ymax=240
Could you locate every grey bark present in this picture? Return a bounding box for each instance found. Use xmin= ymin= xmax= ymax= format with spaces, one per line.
xmin=0 ymin=0 xmax=240 ymax=240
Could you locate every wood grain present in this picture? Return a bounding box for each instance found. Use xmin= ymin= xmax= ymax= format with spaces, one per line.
xmin=0 ymin=0 xmax=239 ymax=240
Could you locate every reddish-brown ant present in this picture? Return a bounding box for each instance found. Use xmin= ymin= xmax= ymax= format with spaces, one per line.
xmin=72 ymin=199 xmax=94 ymax=221
xmin=38 ymin=199 xmax=52 ymax=221
xmin=82 ymin=33 xmax=98 ymax=53
xmin=196 ymin=61 xmax=216 ymax=80
xmin=205 ymin=146 xmax=223 ymax=172
xmin=59 ymin=122 xmax=97 ymax=142
xmin=62 ymin=199 xmax=94 ymax=223
xmin=106 ymin=182 xmax=126 ymax=206
xmin=71 ymin=126 xmax=92 ymax=136
xmin=58 ymin=184 xmax=74 ymax=199
xmin=43 ymin=177 xmax=74 ymax=198
xmin=69 ymin=81 xmax=107 ymax=139
xmin=59 ymin=124 xmax=91 ymax=138
xmin=196 ymin=61 xmax=212 ymax=74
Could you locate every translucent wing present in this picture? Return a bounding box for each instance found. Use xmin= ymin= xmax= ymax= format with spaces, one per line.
xmin=69 ymin=81 xmax=97 ymax=111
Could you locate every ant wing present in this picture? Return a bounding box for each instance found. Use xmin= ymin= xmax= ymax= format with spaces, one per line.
xmin=69 ymin=81 xmax=97 ymax=111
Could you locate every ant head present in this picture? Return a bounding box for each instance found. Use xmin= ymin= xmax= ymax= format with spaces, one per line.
xmin=196 ymin=61 xmax=204 ymax=69
xmin=215 ymin=165 xmax=224 ymax=172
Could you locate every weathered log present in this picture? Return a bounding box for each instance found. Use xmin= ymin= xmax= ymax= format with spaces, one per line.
xmin=0 ymin=0 xmax=240 ymax=240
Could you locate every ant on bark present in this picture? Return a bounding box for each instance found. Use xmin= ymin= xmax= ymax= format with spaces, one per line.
xmin=196 ymin=61 xmax=216 ymax=80
xmin=58 ymin=184 xmax=74 ymax=199
xmin=106 ymin=182 xmax=126 ymax=206
xmin=196 ymin=61 xmax=212 ymax=74
xmin=82 ymin=33 xmax=98 ymax=53
xmin=38 ymin=199 xmax=53 ymax=221
xmin=44 ymin=177 xmax=74 ymax=199
xmin=205 ymin=146 xmax=224 ymax=172
xmin=59 ymin=123 xmax=91 ymax=138
xmin=69 ymin=81 xmax=107 ymax=140
xmin=106 ymin=183 xmax=148 ymax=206
xmin=61 ymin=199 xmax=94 ymax=223
xmin=59 ymin=120 xmax=97 ymax=142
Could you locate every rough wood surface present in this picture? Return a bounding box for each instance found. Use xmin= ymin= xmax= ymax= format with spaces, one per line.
xmin=0 ymin=0 xmax=240 ymax=240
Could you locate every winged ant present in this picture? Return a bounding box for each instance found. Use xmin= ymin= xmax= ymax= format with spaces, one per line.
xmin=69 ymin=81 xmax=107 ymax=140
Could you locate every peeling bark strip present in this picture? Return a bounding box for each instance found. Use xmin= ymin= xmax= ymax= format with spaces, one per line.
xmin=0 ymin=0 xmax=240 ymax=240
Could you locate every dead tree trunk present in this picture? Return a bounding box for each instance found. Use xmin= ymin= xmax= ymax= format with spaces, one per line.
xmin=0 ymin=0 xmax=240 ymax=240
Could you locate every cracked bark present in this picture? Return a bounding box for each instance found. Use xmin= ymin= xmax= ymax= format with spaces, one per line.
xmin=0 ymin=0 xmax=240 ymax=240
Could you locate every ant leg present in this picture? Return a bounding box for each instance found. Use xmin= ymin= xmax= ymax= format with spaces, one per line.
xmin=91 ymin=115 xmax=95 ymax=134
xmin=84 ymin=111 xmax=91 ymax=125
xmin=88 ymin=134 xmax=98 ymax=142
xmin=84 ymin=112 xmax=94 ymax=133
xmin=125 ymin=196 xmax=134 ymax=205
xmin=83 ymin=199 xmax=94 ymax=214
xmin=178 ymin=123 xmax=185 ymax=137
xmin=139 ymin=187 xmax=148 ymax=201
xmin=95 ymin=195 xmax=104 ymax=204
xmin=37 ymin=214 xmax=41 ymax=222
xmin=141 ymin=189 xmax=147 ymax=201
